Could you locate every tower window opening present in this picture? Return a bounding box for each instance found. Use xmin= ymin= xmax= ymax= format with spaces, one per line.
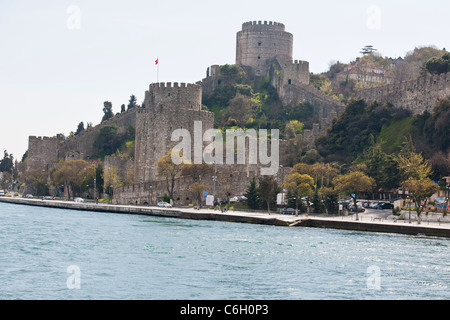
xmin=258 ymin=56 xmax=261 ymax=60
xmin=288 ymin=79 xmax=292 ymax=85
xmin=258 ymin=42 xmax=262 ymax=46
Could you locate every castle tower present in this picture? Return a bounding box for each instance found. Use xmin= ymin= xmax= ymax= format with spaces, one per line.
xmin=27 ymin=136 xmax=58 ymax=171
xmin=236 ymin=21 xmax=293 ymax=77
xmin=135 ymin=82 xmax=214 ymax=183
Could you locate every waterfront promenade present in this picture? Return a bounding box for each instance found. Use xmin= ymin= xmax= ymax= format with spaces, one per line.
xmin=1 ymin=197 xmax=450 ymax=238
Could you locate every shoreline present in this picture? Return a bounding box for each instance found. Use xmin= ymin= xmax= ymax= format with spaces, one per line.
xmin=1 ymin=197 xmax=450 ymax=238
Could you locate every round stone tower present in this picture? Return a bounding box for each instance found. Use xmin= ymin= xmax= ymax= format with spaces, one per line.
xmin=236 ymin=20 xmax=293 ymax=76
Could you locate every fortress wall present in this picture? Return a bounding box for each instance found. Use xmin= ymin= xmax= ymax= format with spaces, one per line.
xmin=135 ymin=83 xmax=215 ymax=184
xmin=236 ymin=20 xmax=293 ymax=76
xmin=281 ymin=60 xmax=310 ymax=86
xmin=115 ymin=167 xmax=263 ymax=206
xmin=104 ymin=155 xmax=134 ymax=187
xmin=145 ymin=82 xmax=202 ymax=111
xmin=27 ymin=136 xmax=59 ymax=171
xmin=356 ymin=72 xmax=450 ymax=114
xmin=57 ymin=108 xmax=138 ymax=160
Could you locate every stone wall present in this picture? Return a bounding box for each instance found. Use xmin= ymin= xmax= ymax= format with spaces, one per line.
xmin=355 ymin=72 xmax=450 ymax=114
xmin=115 ymin=164 xmax=292 ymax=207
xmin=278 ymin=59 xmax=310 ymax=87
xmin=236 ymin=20 xmax=293 ymax=77
xmin=57 ymin=108 xmax=138 ymax=160
xmin=280 ymin=82 xmax=344 ymax=136
xmin=103 ymin=155 xmax=134 ymax=187
xmin=27 ymin=136 xmax=58 ymax=171
xmin=135 ymin=83 xmax=215 ymax=184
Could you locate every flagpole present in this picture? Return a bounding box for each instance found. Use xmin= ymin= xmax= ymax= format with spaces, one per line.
xmin=156 ymin=57 xmax=159 ymax=83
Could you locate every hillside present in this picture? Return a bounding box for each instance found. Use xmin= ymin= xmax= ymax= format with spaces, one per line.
xmin=315 ymin=97 xmax=449 ymax=180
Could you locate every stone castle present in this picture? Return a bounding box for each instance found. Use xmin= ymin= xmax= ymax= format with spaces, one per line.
xmin=25 ymin=20 xmax=450 ymax=205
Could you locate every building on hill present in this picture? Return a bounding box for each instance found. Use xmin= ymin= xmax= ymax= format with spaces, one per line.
xmin=336 ymin=64 xmax=393 ymax=86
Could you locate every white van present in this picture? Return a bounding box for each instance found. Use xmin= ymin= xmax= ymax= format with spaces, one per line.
xmin=0 ymin=190 xmax=5 ymax=196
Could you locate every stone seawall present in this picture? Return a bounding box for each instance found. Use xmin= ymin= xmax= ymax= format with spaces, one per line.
xmin=2 ymin=197 xmax=450 ymax=238
xmin=0 ymin=197 xmax=292 ymax=227
xmin=296 ymin=218 xmax=450 ymax=238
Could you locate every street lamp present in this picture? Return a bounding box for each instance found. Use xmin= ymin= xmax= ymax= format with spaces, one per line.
xmin=212 ymin=161 xmax=217 ymax=205
xmin=408 ymin=195 xmax=411 ymax=224
xmin=149 ymin=185 xmax=152 ymax=206
xmin=407 ymin=164 xmax=411 ymax=223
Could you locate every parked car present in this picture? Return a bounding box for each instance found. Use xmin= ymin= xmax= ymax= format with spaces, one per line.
xmin=377 ymin=202 xmax=394 ymax=210
xmin=43 ymin=196 xmax=54 ymax=200
xmin=281 ymin=208 xmax=297 ymax=215
xmin=25 ymin=194 xmax=33 ymax=198
xmin=369 ymin=202 xmax=380 ymax=209
xmin=0 ymin=190 xmax=4 ymax=196
xmin=360 ymin=200 xmax=371 ymax=208
xmin=157 ymin=201 xmax=172 ymax=208
xmin=339 ymin=200 xmax=351 ymax=209
xmin=348 ymin=204 xmax=365 ymax=212
xmin=74 ymin=197 xmax=84 ymax=203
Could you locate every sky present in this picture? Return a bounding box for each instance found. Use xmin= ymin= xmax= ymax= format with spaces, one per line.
xmin=0 ymin=0 xmax=448 ymax=162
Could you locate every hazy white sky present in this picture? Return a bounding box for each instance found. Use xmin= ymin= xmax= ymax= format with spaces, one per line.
xmin=0 ymin=0 xmax=448 ymax=161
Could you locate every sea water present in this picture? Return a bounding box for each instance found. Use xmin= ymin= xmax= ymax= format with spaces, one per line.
xmin=0 ymin=202 xmax=449 ymax=300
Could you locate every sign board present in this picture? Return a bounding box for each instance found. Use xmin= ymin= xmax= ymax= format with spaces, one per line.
xmin=206 ymin=195 xmax=214 ymax=206
xmin=277 ymin=193 xmax=286 ymax=205
xmin=204 ymin=190 xmax=208 ymax=198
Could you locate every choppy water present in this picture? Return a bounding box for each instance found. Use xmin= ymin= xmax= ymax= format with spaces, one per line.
xmin=0 ymin=202 xmax=449 ymax=299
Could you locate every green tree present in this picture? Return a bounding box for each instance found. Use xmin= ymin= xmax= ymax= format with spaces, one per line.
xmin=94 ymin=124 xmax=120 ymax=156
xmin=425 ymin=53 xmax=450 ymax=75
xmin=127 ymin=95 xmax=138 ymax=110
xmin=75 ymin=122 xmax=84 ymax=135
xmin=283 ymin=172 xmax=314 ymax=215
xmin=0 ymin=150 xmax=14 ymax=174
xmin=120 ymin=104 xmax=126 ymax=113
xmin=365 ymin=142 xmax=400 ymax=190
xmin=156 ymin=148 xmax=184 ymax=206
xmin=403 ymin=178 xmax=439 ymax=224
xmin=397 ymin=151 xmax=439 ymax=224
xmin=188 ymin=182 xmax=207 ymax=209
xmin=258 ymin=175 xmax=278 ymax=214
xmin=51 ymin=160 xmax=95 ymax=199
xmin=181 ymin=162 xmax=213 ymax=209
xmin=333 ymin=171 xmax=375 ymax=220
xmin=244 ymin=177 xmax=260 ymax=209
xmin=103 ymin=166 xmax=120 ymax=199
xmin=101 ymin=101 xmax=114 ymax=122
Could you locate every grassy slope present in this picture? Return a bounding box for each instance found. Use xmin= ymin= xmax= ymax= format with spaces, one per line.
xmin=377 ymin=117 xmax=414 ymax=154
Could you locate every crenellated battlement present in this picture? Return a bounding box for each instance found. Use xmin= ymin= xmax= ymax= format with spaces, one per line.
xmin=241 ymin=20 xmax=285 ymax=31
xmin=149 ymin=82 xmax=200 ymax=89
xmin=29 ymin=136 xmax=57 ymax=141
xmin=145 ymin=82 xmax=202 ymax=111
xmin=292 ymin=60 xmax=309 ymax=66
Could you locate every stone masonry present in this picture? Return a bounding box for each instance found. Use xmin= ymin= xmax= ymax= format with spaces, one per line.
xmin=355 ymin=72 xmax=450 ymax=114
xmin=27 ymin=136 xmax=58 ymax=171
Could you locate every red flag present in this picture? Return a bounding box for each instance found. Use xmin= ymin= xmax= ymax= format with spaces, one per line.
xmin=155 ymin=58 xmax=158 ymax=65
